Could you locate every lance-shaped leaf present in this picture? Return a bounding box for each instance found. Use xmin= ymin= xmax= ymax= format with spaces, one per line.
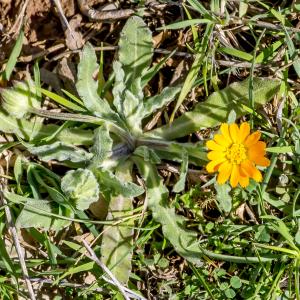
xmin=142 ymin=86 xmax=181 ymax=119
xmin=134 ymin=157 xmax=202 ymax=265
xmin=89 ymin=125 xmax=113 ymax=168
xmin=0 ymin=108 xmax=94 ymax=145
xmin=76 ymin=43 xmax=123 ymax=125
xmin=173 ymin=150 xmax=188 ymax=193
xmin=101 ymin=161 xmax=134 ymax=284
xmin=112 ymin=61 xmax=126 ymax=115
xmin=5 ymin=192 xmax=71 ymax=230
xmin=95 ymin=169 xmax=144 ymax=198
xmin=28 ymin=141 xmax=93 ymax=163
xmin=61 ymin=168 xmax=99 ymax=211
xmin=148 ymin=77 xmax=280 ymax=140
xmin=118 ymin=16 xmax=153 ymax=87
xmin=134 ymin=158 xmax=276 ymax=264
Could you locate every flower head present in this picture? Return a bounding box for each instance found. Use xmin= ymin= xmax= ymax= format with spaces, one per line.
xmin=206 ymin=122 xmax=270 ymax=188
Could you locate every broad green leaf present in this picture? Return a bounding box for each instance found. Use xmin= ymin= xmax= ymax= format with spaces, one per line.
xmin=27 ymin=141 xmax=93 ymax=163
xmin=142 ymin=86 xmax=181 ymax=119
xmin=134 ymin=157 xmax=202 ymax=265
xmin=133 ymin=146 xmax=161 ymax=164
xmin=150 ymin=77 xmax=280 ymax=140
xmin=61 ymin=169 xmax=100 ymax=211
xmin=96 ymin=169 xmax=144 ymax=198
xmin=76 ymin=43 xmax=122 ymax=124
xmin=4 ymin=192 xmax=69 ymax=230
xmin=215 ymin=183 xmax=232 ymax=213
xmin=239 ymin=0 xmax=248 ymax=18
xmin=118 ymin=16 xmax=153 ymax=87
xmin=89 ymin=125 xmax=113 ymax=167
xmin=3 ymin=30 xmax=24 ymax=81
xmin=101 ymin=161 xmax=134 ymax=284
xmin=173 ymin=151 xmax=188 ymax=193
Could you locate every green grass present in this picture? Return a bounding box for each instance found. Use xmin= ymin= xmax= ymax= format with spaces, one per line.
xmin=0 ymin=0 xmax=300 ymax=299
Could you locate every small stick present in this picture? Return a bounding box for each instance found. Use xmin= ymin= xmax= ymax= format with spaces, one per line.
xmin=77 ymin=0 xmax=135 ymax=21
xmin=0 ymin=186 xmax=36 ymax=300
xmin=81 ymin=238 xmax=130 ymax=300
xmin=7 ymin=0 xmax=30 ymax=36
xmin=52 ymin=0 xmax=76 ymax=40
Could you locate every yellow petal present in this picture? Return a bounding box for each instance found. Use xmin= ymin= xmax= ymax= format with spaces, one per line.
xmin=217 ymin=161 xmax=232 ymax=184
xmin=206 ymin=140 xmax=226 ymax=151
xmin=214 ymin=134 xmax=231 ymax=147
xmin=229 ymin=123 xmax=240 ymax=143
xmin=238 ymin=122 xmax=250 ymax=143
xmin=206 ymin=157 xmax=226 ymax=173
xmin=252 ymin=167 xmax=262 ymax=182
xmin=230 ymin=164 xmax=239 ymax=187
xmin=253 ymin=156 xmax=270 ymax=167
xmin=239 ymin=174 xmax=249 ymax=188
xmin=207 ymin=151 xmax=225 ymax=161
xmin=220 ymin=123 xmax=232 ymax=143
xmin=244 ymin=131 xmax=261 ymax=148
xmin=240 ymin=159 xmax=256 ymax=177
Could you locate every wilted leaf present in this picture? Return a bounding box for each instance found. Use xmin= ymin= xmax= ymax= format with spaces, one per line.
xmin=61 ymin=168 xmax=99 ymax=210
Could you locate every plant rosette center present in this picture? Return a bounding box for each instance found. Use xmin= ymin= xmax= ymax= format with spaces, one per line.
xmin=206 ymin=122 xmax=270 ymax=188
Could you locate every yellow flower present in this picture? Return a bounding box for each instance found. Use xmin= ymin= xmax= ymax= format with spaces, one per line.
xmin=206 ymin=122 xmax=270 ymax=188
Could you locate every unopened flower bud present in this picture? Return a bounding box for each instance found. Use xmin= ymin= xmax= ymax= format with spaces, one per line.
xmin=0 ymin=79 xmax=40 ymax=119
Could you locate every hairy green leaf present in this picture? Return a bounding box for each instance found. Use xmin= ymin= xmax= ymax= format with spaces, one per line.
xmin=112 ymin=61 xmax=126 ymax=115
xmin=5 ymin=192 xmax=70 ymax=230
xmin=89 ymin=125 xmax=113 ymax=167
xmin=134 ymin=157 xmax=202 ymax=265
xmin=76 ymin=43 xmax=122 ymax=125
xmin=0 ymin=108 xmax=93 ymax=145
xmin=215 ymin=183 xmax=232 ymax=213
xmin=28 ymin=141 xmax=93 ymax=163
xmin=150 ymin=77 xmax=280 ymax=140
xmin=173 ymin=151 xmax=188 ymax=193
xmin=142 ymin=86 xmax=181 ymax=119
xmin=61 ymin=169 xmax=99 ymax=211
xmin=101 ymin=161 xmax=134 ymax=284
xmin=96 ymin=169 xmax=144 ymax=198
xmin=118 ymin=16 xmax=153 ymax=87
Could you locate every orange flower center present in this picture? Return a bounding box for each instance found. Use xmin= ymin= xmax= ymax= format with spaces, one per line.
xmin=226 ymin=143 xmax=247 ymax=164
